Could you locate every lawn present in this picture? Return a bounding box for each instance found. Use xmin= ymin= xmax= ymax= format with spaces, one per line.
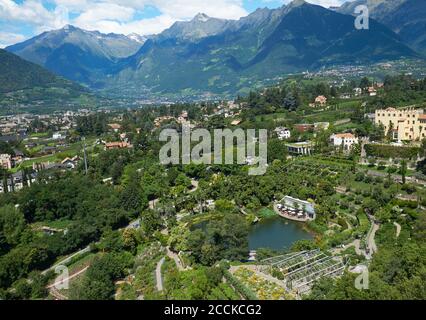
xmin=13 ymin=137 xmax=97 ymax=171
xmin=255 ymin=113 xmax=287 ymax=122
xmin=31 ymin=219 xmax=73 ymax=230
xmin=29 ymin=132 xmax=50 ymax=138
xmin=357 ymin=211 xmax=370 ymax=234
xmin=66 ymin=253 xmax=97 ymax=274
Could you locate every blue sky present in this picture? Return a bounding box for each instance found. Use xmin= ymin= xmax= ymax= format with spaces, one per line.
xmin=0 ymin=0 xmax=349 ymax=47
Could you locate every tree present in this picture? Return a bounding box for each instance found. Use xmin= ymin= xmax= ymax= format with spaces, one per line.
xmin=175 ymin=173 xmax=192 ymax=189
xmin=369 ymin=124 xmax=385 ymax=142
xmin=416 ymin=140 xmax=426 ymax=174
xmin=0 ymin=205 xmax=25 ymax=249
xmin=283 ymin=92 xmax=297 ymax=110
xmin=187 ymin=214 xmax=249 ymax=265
xmin=360 ymin=77 xmax=372 ymax=89
xmin=141 ymin=210 xmax=162 ymax=238
xmin=400 ymin=160 xmax=407 ymax=184
xmin=386 ymin=121 xmax=395 ymax=141
xmin=69 ymin=253 xmax=130 ymax=300
xmin=168 ymin=224 xmax=190 ymax=252
xmin=214 ymin=199 xmax=236 ymax=213
xmin=416 ymin=158 xmax=426 ymax=175
xmin=268 ymin=139 xmax=288 ymax=163
xmin=120 ymin=173 xmax=145 ymax=215
xmin=413 ymin=214 xmax=426 ymax=241
xmin=0 ymin=142 xmax=14 ymax=155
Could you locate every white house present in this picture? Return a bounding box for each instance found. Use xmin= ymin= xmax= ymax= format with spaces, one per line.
xmin=52 ymin=132 xmax=64 ymax=140
xmin=274 ymin=127 xmax=291 ymax=140
xmin=331 ymin=133 xmax=359 ymax=151
xmin=61 ymin=156 xmax=80 ymax=169
xmin=368 ymin=87 xmax=377 ymax=97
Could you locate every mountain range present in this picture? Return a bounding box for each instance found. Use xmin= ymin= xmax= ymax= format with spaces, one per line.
xmin=4 ymin=0 xmax=425 ymax=98
xmin=0 ymin=48 xmax=94 ymax=114
xmin=337 ymin=0 xmax=426 ymax=54
xmin=0 ymin=48 xmax=84 ymax=94
xmin=7 ymin=25 xmax=145 ymax=88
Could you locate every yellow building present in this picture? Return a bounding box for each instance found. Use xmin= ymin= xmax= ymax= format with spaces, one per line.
xmin=375 ymin=107 xmax=426 ymax=141
xmin=0 ymin=154 xmax=12 ymax=170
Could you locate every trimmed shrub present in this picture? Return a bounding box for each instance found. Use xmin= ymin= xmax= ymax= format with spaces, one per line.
xmin=365 ymin=144 xmax=420 ymax=159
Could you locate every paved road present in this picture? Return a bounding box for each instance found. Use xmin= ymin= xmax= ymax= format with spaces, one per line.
xmin=43 ymin=215 xmax=144 ymax=276
xmin=47 ymin=266 xmax=90 ymax=300
xmin=367 ymin=222 xmax=380 ymax=256
xmin=167 ymin=247 xmax=187 ymax=271
xmin=332 ymin=239 xmax=362 ymax=256
xmin=352 ymin=240 xmax=362 ymax=256
xmin=125 ymin=219 xmax=141 ymax=230
xmin=156 ymin=257 xmax=165 ymax=292
xmin=50 ymin=287 xmax=68 ymax=300
xmin=48 ymin=266 xmax=89 ymax=290
xmin=189 ymin=179 xmax=199 ymax=193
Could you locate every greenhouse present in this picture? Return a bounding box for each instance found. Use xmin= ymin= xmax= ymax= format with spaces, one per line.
xmin=260 ymin=250 xmax=347 ymax=295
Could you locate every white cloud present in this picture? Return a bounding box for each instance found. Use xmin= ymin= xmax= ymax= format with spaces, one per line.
xmin=70 ymin=0 xmax=248 ymax=35
xmin=152 ymin=0 xmax=248 ymax=20
xmin=63 ymin=0 xmax=249 ymax=35
xmin=0 ymin=31 xmax=26 ymax=48
xmin=74 ymin=3 xmax=135 ymax=26
xmin=0 ymin=0 xmax=69 ymax=32
xmin=0 ymin=0 xmax=52 ymax=25
xmin=281 ymin=0 xmax=347 ymax=7
xmin=76 ymin=13 xmax=176 ymax=35
xmin=52 ymin=0 xmax=89 ymax=13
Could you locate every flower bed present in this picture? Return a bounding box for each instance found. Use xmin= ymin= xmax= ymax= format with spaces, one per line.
xmin=233 ymin=267 xmax=292 ymax=300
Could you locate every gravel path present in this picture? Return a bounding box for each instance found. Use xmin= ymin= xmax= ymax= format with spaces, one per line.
xmin=155 ymin=257 xmax=165 ymax=292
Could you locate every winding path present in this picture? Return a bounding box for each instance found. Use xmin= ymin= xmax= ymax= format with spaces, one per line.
xmin=47 ymin=266 xmax=89 ymax=289
xmin=48 ymin=266 xmax=90 ymax=300
xmin=167 ymin=247 xmax=185 ymax=271
xmin=332 ymin=239 xmax=362 ymax=256
xmin=367 ymin=222 xmax=380 ymax=256
xmin=155 ymin=257 xmax=165 ymax=292
xmin=189 ymin=179 xmax=199 ymax=193
xmin=42 ymin=246 xmax=91 ymax=275
xmin=394 ymin=222 xmax=402 ymax=238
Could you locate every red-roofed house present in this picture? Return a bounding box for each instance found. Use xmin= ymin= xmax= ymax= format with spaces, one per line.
xmin=104 ymin=141 xmax=133 ymax=150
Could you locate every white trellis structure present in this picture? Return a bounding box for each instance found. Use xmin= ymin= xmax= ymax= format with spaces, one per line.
xmin=260 ymin=250 xmax=347 ymax=296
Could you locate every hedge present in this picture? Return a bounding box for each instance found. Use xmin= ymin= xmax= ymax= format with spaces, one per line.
xmin=365 ymin=144 xmax=420 ymax=159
